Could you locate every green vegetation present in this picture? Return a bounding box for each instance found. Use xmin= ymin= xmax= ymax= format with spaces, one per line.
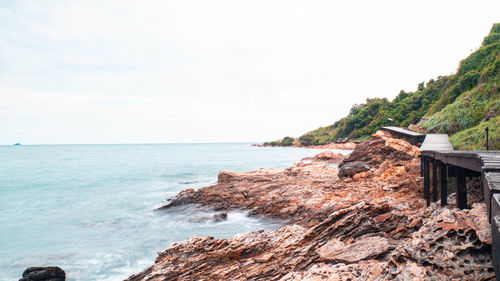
xmin=263 ymin=136 xmax=295 ymax=146
xmin=294 ymin=77 xmax=445 ymax=146
xmin=419 ymin=86 xmax=498 ymax=135
xmin=450 ymin=116 xmax=500 ymax=150
xmin=280 ymin=136 xmax=294 ymax=146
xmin=419 ymin=23 xmax=500 ymax=147
xmin=265 ymin=23 xmax=500 ymax=149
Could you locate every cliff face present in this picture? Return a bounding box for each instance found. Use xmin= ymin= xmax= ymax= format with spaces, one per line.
xmin=126 ymin=131 xmax=493 ymax=281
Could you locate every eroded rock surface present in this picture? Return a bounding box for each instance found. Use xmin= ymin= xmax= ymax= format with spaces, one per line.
xmin=316 ymin=236 xmax=392 ymax=263
xmin=127 ymin=131 xmax=493 ymax=281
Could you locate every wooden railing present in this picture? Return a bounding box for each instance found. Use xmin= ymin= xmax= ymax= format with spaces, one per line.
xmin=419 ymin=133 xmax=500 ymax=278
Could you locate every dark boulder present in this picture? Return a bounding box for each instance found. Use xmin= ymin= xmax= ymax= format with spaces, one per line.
xmin=338 ymin=161 xmax=370 ymax=177
xmin=19 ymin=267 xmax=65 ymax=281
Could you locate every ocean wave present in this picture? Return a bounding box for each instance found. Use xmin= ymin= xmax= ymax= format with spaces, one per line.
xmin=178 ymin=180 xmax=199 ymax=185
xmin=160 ymin=172 xmax=196 ymax=179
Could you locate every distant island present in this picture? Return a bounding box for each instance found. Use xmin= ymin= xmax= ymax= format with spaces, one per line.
xmin=264 ymin=23 xmax=500 ymax=150
xmin=13 ymin=143 xmax=21 ymax=146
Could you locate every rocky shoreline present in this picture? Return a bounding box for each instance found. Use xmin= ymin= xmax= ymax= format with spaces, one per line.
xmin=253 ymin=141 xmax=357 ymax=150
xmin=126 ymin=130 xmax=494 ymax=281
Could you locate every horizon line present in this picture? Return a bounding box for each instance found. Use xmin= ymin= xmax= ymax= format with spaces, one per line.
xmin=0 ymin=141 xmax=264 ymax=146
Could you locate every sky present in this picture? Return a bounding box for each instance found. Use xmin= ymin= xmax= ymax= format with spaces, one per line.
xmin=0 ymin=0 xmax=499 ymax=144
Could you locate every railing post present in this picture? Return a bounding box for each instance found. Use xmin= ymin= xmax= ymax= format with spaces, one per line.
xmin=482 ymin=170 xmax=492 ymax=223
xmin=432 ymin=158 xmax=438 ymax=202
xmin=440 ymin=161 xmax=447 ymax=207
xmin=486 ymin=127 xmax=489 ymax=150
xmin=456 ymin=166 xmax=468 ymax=209
xmin=420 ymin=156 xmax=424 ymax=176
xmin=492 ymin=216 xmax=500 ymax=281
xmin=424 ymin=156 xmax=430 ymax=206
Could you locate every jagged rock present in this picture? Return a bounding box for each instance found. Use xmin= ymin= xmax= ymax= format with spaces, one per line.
xmin=126 ymin=202 xmax=425 ymax=281
xmin=157 ymin=131 xmax=424 ymax=226
xmin=388 ymin=203 xmax=494 ymax=280
xmin=338 ymin=161 xmax=370 ymax=177
xmin=156 ymin=162 xmax=342 ymax=224
xmin=341 ymin=131 xmax=417 ymax=170
xmin=128 ymin=199 xmax=493 ymax=281
xmin=19 ymin=267 xmax=65 ymax=281
xmin=372 ymin=130 xmax=420 ymax=157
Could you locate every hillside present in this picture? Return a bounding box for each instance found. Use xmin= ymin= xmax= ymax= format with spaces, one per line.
xmin=265 ymin=23 xmax=500 ymax=149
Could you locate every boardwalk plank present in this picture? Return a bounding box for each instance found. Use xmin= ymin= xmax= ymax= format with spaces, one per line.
xmin=419 ymin=134 xmax=454 ymax=152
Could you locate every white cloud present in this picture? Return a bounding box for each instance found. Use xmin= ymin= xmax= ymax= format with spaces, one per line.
xmin=0 ymin=0 xmax=499 ymax=144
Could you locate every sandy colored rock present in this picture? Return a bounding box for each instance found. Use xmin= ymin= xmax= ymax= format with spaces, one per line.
xmin=305 ymin=150 xmax=346 ymax=163
xmin=317 ymin=236 xmax=391 ymax=263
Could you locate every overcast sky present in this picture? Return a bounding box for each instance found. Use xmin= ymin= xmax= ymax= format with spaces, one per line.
xmin=0 ymin=0 xmax=499 ymax=144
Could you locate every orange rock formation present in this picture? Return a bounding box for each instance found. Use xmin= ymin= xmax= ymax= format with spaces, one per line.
xmin=126 ymin=131 xmax=493 ymax=281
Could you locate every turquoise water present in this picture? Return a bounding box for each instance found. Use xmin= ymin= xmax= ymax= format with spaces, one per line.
xmin=0 ymin=143 xmax=347 ymax=281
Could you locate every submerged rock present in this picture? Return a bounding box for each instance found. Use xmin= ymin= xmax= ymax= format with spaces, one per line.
xmin=186 ymin=212 xmax=228 ymax=223
xmin=213 ymin=212 xmax=228 ymax=222
xmin=19 ymin=267 xmax=65 ymax=281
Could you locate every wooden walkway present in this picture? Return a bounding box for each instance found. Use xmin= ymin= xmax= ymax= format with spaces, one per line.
xmin=381 ymin=126 xmax=425 ymax=145
xmin=419 ymin=134 xmax=500 ymax=276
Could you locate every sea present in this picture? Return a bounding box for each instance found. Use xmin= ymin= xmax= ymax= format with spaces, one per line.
xmin=0 ymin=143 xmax=350 ymax=281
